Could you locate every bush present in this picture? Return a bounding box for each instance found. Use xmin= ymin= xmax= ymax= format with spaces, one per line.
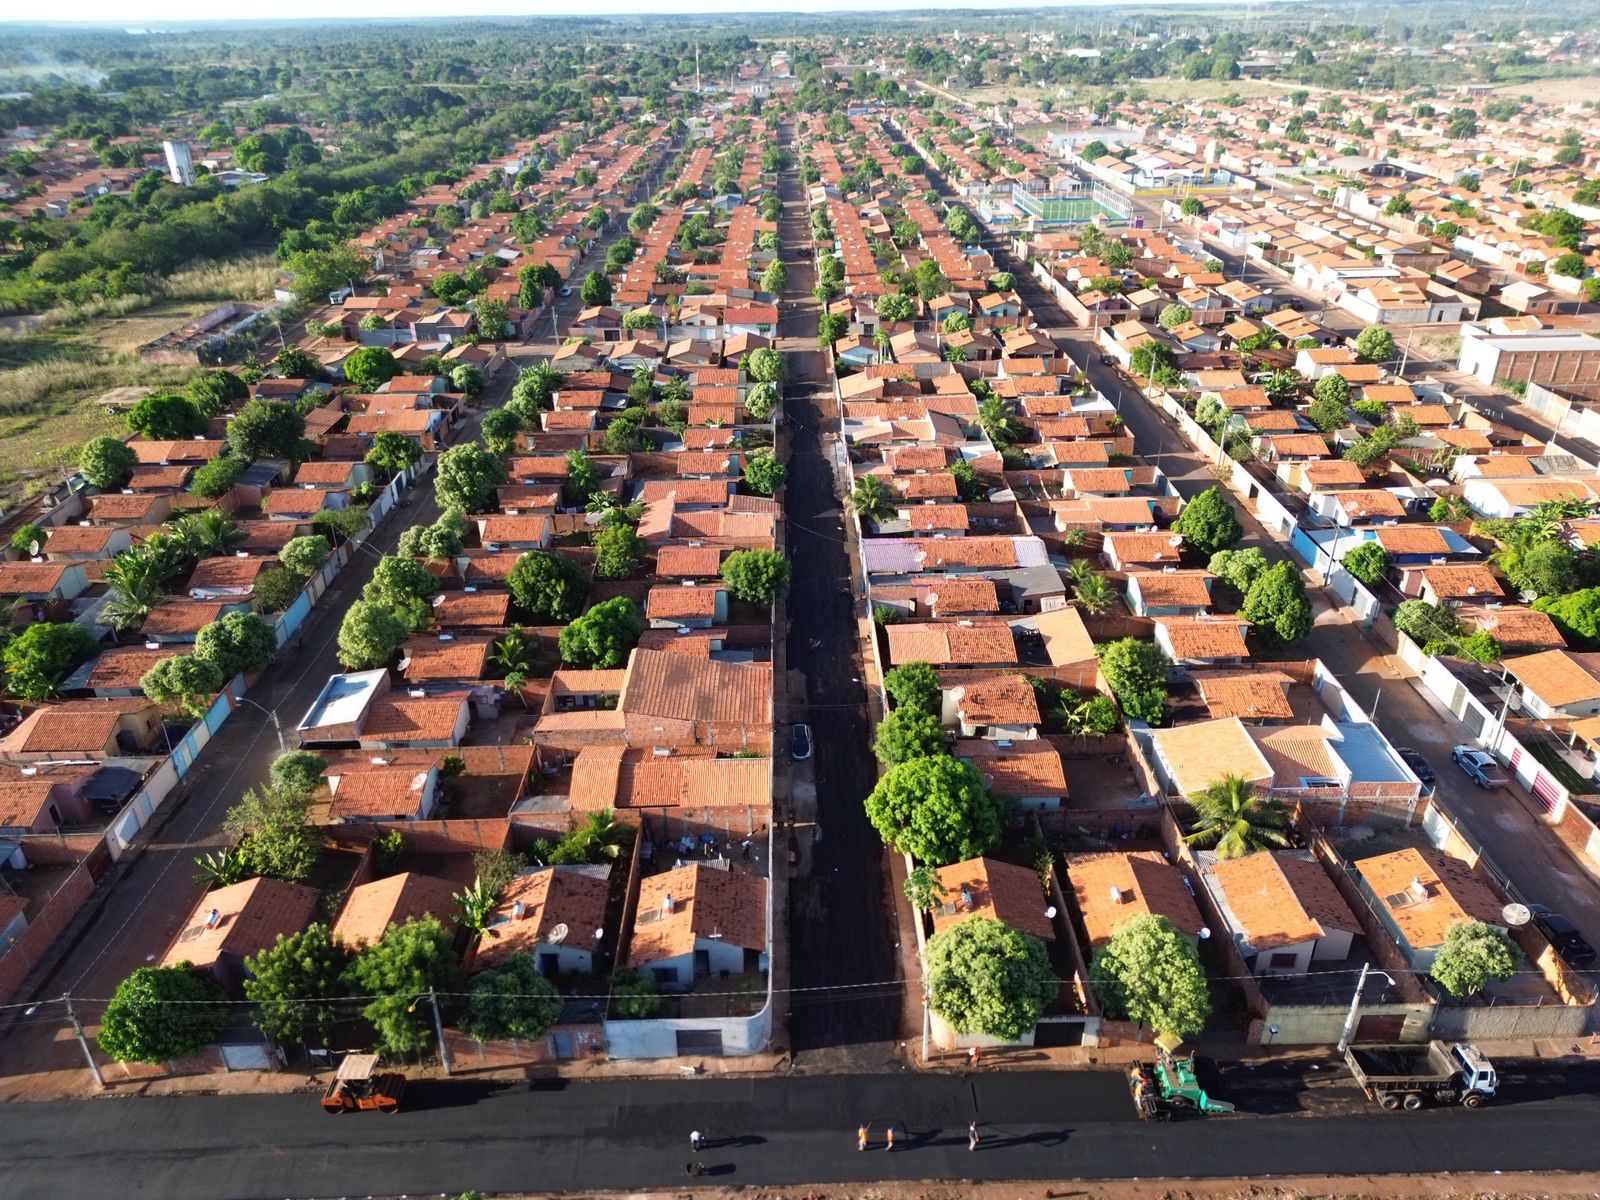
xmin=188 ymin=455 xmax=246 ymax=499
xmin=78 ymin=436 xmax=137 ymax=489
xmin=1096 ymin=638 xmax=1170 ymax=725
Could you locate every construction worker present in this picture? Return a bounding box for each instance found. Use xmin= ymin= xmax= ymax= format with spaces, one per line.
xmin=857 ymin=1122 xmax=869 ymax=1151
xmin=689 ymin=1130 xmax=704 ymax=1153
xmin=968 ymin=1120 xmax=980 ymax=1152
xmin=885 ymin=1124 xmax=897 ymax=1151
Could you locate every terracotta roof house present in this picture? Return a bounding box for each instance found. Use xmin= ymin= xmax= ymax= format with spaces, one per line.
xmin=954 ymin=739 xmax=1068 ymax=809
xmin=474 ymin=865 xmax=612 ymax=976
xmin=1126 ymin=570 xmax=1214 ymax=617
xmin=324 ymin=759 xmax=442 ymax=823
xmin=1148 ymin=716 xmax=1274 ymax=798
xmin=0 ymin=698 xmax=164 ymax=763
xmin=1066 ymin=850 xmax=1207 ymax=946
xmin=161 ymin=877 xmax=320 ymax=988
xmin=629 ymin=864 xmax=768 ymax=988
xmin=1154 ymin=617 xmax=1251 ymax=666
xmin=1202 ymin=850 xmax=1361 ymax=976
xmin=1356 ymin=846 xmax=1506 ymax=969
xmin=619 ymin=649 xmax=771 ymax=751
xmin=333 ymin=872 xmax=459 ymax=948
xmin=931 ymin=856 xmax=1056 ymax=942
xmin=1501 ymin=649 xmax=1600 ymax=719
xmin=884 ymin=621 xmax=1016 ymax=668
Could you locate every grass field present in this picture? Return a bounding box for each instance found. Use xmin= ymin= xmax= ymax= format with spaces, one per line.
xmin=952 ymin=77 xmax=1287 ymax=109
xmin=0 ymin=254 xmax=275 ymax=509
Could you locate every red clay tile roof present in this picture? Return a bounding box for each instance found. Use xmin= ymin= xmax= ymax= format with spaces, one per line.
xmin=629 ymin=864 xmax=767 ymax=965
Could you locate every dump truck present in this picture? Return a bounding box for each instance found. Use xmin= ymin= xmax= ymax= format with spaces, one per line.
xmin=1344 ymin=1041 xmax=1496 ymax=1110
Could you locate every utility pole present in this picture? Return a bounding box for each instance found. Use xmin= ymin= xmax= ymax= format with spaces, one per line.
xmin=427 ymin=986 xmax=451 ymax=1077
xmin=60 ymin=995 xmax=105 ymax=1089
xmin=1337 ymin=963 xmax=1394 ymax=1052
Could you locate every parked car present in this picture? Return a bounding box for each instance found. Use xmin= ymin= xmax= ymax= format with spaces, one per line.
xmin=1528 ymin=904 xmax=1597 ymax=967
xmin=1451 ymin=746 xmax=1510 ymax=789
xmin=1396 ymin=747 xmax=1435 ymax=787
xmin=791 ymin=722 xmax=812 ymax=761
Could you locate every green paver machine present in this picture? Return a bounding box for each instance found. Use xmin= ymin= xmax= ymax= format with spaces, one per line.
xmin=1128 ymin=1033 xmax=1236 ymax=1118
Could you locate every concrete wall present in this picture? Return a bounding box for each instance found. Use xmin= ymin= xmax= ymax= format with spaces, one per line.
xmin=0 ymin=843 xmax=111 ymax=1004
xmin=602 ymin=1004 xmax=772 ymax=1058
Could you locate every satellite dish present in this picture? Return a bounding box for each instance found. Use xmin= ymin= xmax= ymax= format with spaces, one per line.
xmin=1044 ymin=905 xmax=1057 ymax=919
xmin=396 ymin=657 xmax=412 ymax=671
xmin=1502 ymin=902 xmax=1532 ymax=927
xmin=27 ymin=540 xmax=38 ymax=556
xmin=431 ymin=593 xmax=447 ymax=607
xmin=1198 ymin=926 xmax=1212 ymax=940
xmin=548 ymin=922 xmax=569 ymax=944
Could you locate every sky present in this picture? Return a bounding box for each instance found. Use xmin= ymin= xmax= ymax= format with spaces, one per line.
xmin=21 ymin=0 xmax=1122 ymax=24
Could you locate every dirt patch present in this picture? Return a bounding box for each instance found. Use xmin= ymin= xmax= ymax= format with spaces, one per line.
xmin=505 ymin=1172 xmax=1600 ymax=1200
xmin=1498 ymin=74 xmax=1600 ymax=104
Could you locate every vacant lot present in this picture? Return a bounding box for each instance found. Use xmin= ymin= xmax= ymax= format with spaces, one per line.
xmin=952 ymin=77 xmax=1287 ymax=110
xmin=1498 ymin=74 xmax=1600 ymax=104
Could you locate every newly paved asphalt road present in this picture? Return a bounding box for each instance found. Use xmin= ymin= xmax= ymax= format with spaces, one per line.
xmin=6 ymin=1061 xmax=1600 ymax=1198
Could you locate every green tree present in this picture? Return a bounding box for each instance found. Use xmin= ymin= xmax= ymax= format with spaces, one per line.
xmin=1354 ymin=325 xmax=1396 ymax=364
xmin=343 ymin=346 xmax=400 ymax=391
xmin=228 ymin=398 xmax=306 ymax=461
xmin=1130 ymin=340 xmax=1176 ymax=382
xmin=252 ymin=567 xmax=301 ymax=615
xmin=127 ymin=393 xmax=206 ymax=440
xmin=474 ymin=299 xmax=510 ymax=339
xmin=4 ymin=622 xmax=97 ymax=701
xmin=1184 ymin=774 xmax=1290 ymax=859
xmin=1080 ymin=139 xmax=1109 ymax=161
xmin=559 ymin=596 xmax=643 ymax=668
xmin=593 ymin=523 xmax=647 ymax=580
xmin=904 ymin=864 xmax=949 ymax=912
xmin=461 ymin=952 xmax=564 ymax=1042
xmin=435 ymin=443 xmax=508 ymax=513
xmin=225 ymin=782 xmax=319 ymax=882
xmin=1096 ymin=638 xmax=1170 ymax=725
xmin=580 ymin=269 xmax=612 ymax=306
xmin=1313 ymin=368 xmax=1351 ymax=407
xmin=1172 ymin=486 xmax=1243 ymax=558
xmin=1158 ymin=302 xmax=1192 ymax=329
xmin=269 ymin=750 xmax=328 ymax=796
xmin=365 ymin=429 xmax=421 ymax=478
xmin=1180 ymin=196 xmax=1203 ymax=217
xmin=872 ymin=706 xmax=946 ymax=764
xmin=189 ymin=455 xmax=246 ymax=500
xmin=863 ymin=755 xmax=1001 ymax=866
xmin=98 ymin=966 xmax=229 ymax=1065
xmin=1208 ymin=547 xmax=1270 ymax=596
xmin=611 ymin=969 xmax=663 ymax=1018
xmin=1535 ymin=587 xmax=1600 ymax=647
xmin=193 ymin=611 xmax=276 ymax=676
xmin=480 ymin=407 xmax=524 ymax=455
xmin=9 ymin=523 xmax=44 ymax=556
xmin=1059 ymin=692 xmax=1120 ymax=736
xmin=884 ymin=660 xmax=942 ymax=714
xmin=720 ymin=548 xmax=792 ymax=603
xmin=1090 ymin=914 xmax=1211 ymax=1036
xmin=244 ymin=924 xmax=353 ymax=1047
xmin=1430 ymin=920 xmax=1519 ymax=998
xmin=926 ymin=917 xmax=1056 ymax=1041
xmin=1242 ymin=560 xmax=1313 ymax=644
xmin=274 ymin=345 xmax=321 ymax=380
xmin=508 ymin=551 xmax=587 ymax=622
xmin=286 ymin=243 xmax=368 ymax=304
xmin=140 ymin=654 xmax=224 ymax=720
xmin=1341 ymin=541 xmax=1389 ymax=586
xmin=279 ymin=535 xmax=331 ymax=579
xmin=364 ymin=554 xmax=440 ymax=630
xmin=746 ymin=348 xmax=786 ymax=383
xmin=78 ymin=436 xmax=137 ymax=489
xmin=876 ymin=293 xmax=914 ymax=324
xmin=337 ymin=599 xmax=407 ymax=669
xmin=744 ymin=448 xmax=786 ymax=496
xmin=450 ymin=364 xmax=486 ymax=400
xmin=342 ymin=916 xmax=465 ymax=1055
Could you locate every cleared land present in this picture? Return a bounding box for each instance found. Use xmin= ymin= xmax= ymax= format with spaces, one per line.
xmin=0 ymin=254 xmax=275 ymax=507
xmin=951 ymin=77 xmax=1288 ymax=109
xmin=1496 ymin=73 xmax=1600 ymax=103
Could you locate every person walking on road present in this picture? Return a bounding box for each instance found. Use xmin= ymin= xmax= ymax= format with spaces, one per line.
xmin=689 ymin=1130 xmax=704 ymax=1153
xmin=857 ymin=1122 xmax=869 ymax=1151
xmin=968 ymin=1121 xmax=981 ymax=1152
xmin=885 ymin=1124 xmax=897 ymax=1151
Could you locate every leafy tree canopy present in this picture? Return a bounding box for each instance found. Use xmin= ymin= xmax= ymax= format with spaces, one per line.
xmin=927 ymin=917 xmax=1056 ymax=1041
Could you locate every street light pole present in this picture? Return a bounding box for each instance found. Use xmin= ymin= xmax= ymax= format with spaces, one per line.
xmin=231 ymin=694 xmax=286 ymax=753
xmin=409 ymin=987 xmax=452 ymax=1076
xmin=25 ymin=995 xmax=104 ymax=1089
xmin=1336 ymin=962 xmax=1395 ymax=1052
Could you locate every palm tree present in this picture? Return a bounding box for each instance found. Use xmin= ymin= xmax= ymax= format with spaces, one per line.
xmin=977 ymin=396 xmax=1020 ymax=446
xmin=1183 ymin=775 xmax=1291 ymax=860
xmin=1072 ymin=571 xmax=1116 ymax=615
xmin=848 ymin=474 xmax=896 ymax=523
xmin=102 ymin=546 xmax=171 ymax=632
xmin=872 ymin=329 xmax=892 ymax=363
xmin=944 ymin=343 xmax=967 ymax=363
xmin=491 ymin=625 xmax=536 ymax=676
xmin=169 ymin=510 xmax=242 ymax=559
